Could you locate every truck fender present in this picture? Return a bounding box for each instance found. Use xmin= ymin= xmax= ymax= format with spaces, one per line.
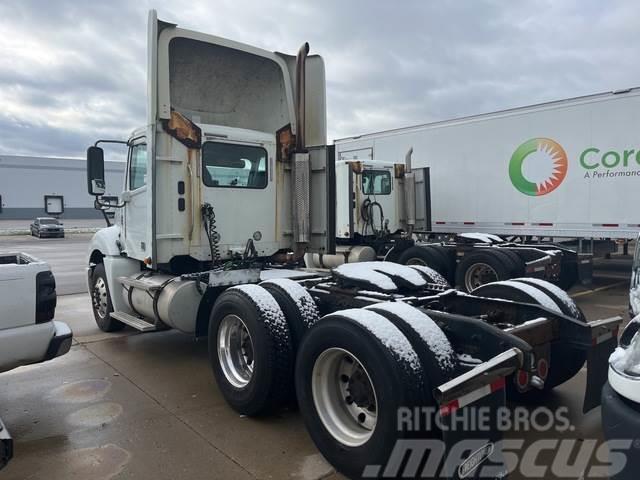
xmin=87 ymin=225 xmax=122 ymax=263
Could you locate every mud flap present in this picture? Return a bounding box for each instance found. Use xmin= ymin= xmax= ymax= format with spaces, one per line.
xmin=576 ymin=253 xmax=593 ymax=287
xmin=434 ymin=349 xmax=522 ymax=480
xmin=439 ymin=389 xmax=508 ymax=479
xmin=584 ymin=336 xmax=618 ymax=413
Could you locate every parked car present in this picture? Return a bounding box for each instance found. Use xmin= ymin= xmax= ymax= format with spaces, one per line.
xmin=0 ymin=251 xmax=72 ymax=470
xmin=29 ymin=217 xmax=64 ymax=238
xmin=602 ymin=315 xmax=640 ymax=480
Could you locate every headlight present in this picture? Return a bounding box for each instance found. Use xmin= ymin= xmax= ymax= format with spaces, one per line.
xmin=610 ymin=316 xmax=640 ymax=378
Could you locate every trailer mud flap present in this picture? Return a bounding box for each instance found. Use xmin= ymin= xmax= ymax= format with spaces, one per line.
xmin=434 ymin=349 xmax=522 ymax=479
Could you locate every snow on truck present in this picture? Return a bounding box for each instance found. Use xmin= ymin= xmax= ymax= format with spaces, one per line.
xmin=85 ymin=11 xmax=621 ymax=479
xmin=305 ymin=157 xmax=591 ymax=291
xmin=334 ymin=88 xmax=640 ymax=245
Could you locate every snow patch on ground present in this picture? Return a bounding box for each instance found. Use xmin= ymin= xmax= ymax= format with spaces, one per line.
xmin=328 ymin=308 xmax=422 ymax=373
xmin=367 ymin=302 xmax=455 ymax=371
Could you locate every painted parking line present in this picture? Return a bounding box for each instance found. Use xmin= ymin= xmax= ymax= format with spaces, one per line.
xmin=570 ymin=280 xmax=628 ymax=298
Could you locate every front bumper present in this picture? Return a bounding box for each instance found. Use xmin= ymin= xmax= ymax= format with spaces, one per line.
xmin=0 ymin=416 xmax=12 ymax=470
xmin=38 ymin=230 xmax=64 ymax=237
xmin=602 ymin=381 xmax=640 ymax=480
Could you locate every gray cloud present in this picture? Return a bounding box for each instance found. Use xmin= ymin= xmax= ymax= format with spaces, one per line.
xmin=0 ymin=0 xmax=638 ymax=158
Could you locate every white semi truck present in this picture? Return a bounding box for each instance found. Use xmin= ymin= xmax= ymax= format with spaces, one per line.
xmin=84 ymin=11 xmax=621 ymax=479
xmin=334 ymin=88 xmax=640 ymax=243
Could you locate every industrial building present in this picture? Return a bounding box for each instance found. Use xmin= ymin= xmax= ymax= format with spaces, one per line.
xmin=0 ymin=155 xmax=125 ymax=220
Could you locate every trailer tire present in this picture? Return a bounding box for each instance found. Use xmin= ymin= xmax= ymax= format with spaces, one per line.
xmin=397 ymin=245 xmax=448 ymax=278
xmin=260 ymin=278 xmax=320 ymax=350
xmin=90 ymin=263 xmax=125 ymax=332
xmin=209 ymin=285 xmax=293 ymax=416
xmin=456 ymin=250 xmax=513 ymax=292
xmin=408 ymin=265 xmax=451 ymax=288
xmin=296 ymin=310 xmax=427 ymax=479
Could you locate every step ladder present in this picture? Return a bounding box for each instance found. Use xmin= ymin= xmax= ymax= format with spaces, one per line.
xmin=110 ymin=311 xmax=157 ymax=332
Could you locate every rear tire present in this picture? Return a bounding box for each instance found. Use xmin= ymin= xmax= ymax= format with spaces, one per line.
xmin=456 ymin=250 xmax=513 ymax=292
xmin=209 ymin=285 xmax=293 ymax=416
xmin=512 ymin=278 xmax=587 ymax=389
xmin=471 ymin=280 xmax=585 ymax=401
xmin=296 ymin=309 xmax=427 ymax=479
xmin=397 ymin=245 xmax=449 ymax=279
xmin=493 ymin=248 xmax=525 ymax=277
xmin=90 ymin=263 xmax=125 ymax=332
xmin=260 ymin=278 xmax=320 ymax=349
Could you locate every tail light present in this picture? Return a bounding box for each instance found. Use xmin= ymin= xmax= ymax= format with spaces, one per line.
xmin=35 ymin=271 xmax=57 ymax=323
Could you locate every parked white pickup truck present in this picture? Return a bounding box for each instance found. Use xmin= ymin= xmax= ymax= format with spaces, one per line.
xmin=0 ymin=252 xmax=72 ymax=469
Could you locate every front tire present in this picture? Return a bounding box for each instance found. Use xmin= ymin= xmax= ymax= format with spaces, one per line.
xmin=90 ymin=263 xmax=125 ymax=332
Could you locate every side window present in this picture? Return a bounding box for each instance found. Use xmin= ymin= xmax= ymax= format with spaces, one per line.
xmin=201 ymin=142 xmax=268 ymax=189
xmin=362 ymin=170 xmax=392 ymax=195
xmin=129 ymin=144 xmax=147 ymax=190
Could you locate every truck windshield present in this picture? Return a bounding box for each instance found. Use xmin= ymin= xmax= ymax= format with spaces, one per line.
xmin=202 ymin=142 xmax=267 ymax=189
xmin=362 ymin=170 xmax=391 ymax=195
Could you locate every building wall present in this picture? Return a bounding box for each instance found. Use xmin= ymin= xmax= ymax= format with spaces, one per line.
xmin=0 ymin=155 xmax=125 ymax=220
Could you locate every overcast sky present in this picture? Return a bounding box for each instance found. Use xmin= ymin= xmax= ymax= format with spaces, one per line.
xmin=1 ymin=0 xmax=638 ymax=159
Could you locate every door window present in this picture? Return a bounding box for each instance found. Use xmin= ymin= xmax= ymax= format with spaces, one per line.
xmin=202 ymin=142 xmax=268 ymax=189
xmin=129 ymin=144 xmax=147 ymax=190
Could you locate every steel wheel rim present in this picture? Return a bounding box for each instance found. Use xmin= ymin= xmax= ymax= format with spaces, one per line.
xmin=217 ymin=314 xmax=255 ymax=388
xmin=465 ymin=262 xmax=498 ymax=291
xmin=92 ymin=277 xmax=109 ymax=319
xmin=312 ymin=348 xmax=378 ymax=447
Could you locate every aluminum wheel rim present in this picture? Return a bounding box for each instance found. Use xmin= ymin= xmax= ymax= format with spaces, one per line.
xmin=92 ymin=277 xmax=109 ymax=319
xmin=312 ymin=348 xmax=378 ymax=447
xmin=217 ymin=314 xmax=255 ymax=388
xmin=465 ymin=262 xmax=498 ymax=291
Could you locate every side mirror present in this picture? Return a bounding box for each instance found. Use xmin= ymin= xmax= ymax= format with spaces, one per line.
xmin=87 ymin=146 xmax=106 ymax=196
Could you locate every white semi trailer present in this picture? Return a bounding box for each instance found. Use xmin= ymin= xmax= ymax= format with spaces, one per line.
xmin=84 ymin=11 xmax=621 ymax=479
xmin=335 ymin=88 xmax=640 ymax=242
xmin=307 ymin=158 xmax=591 ymax=291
